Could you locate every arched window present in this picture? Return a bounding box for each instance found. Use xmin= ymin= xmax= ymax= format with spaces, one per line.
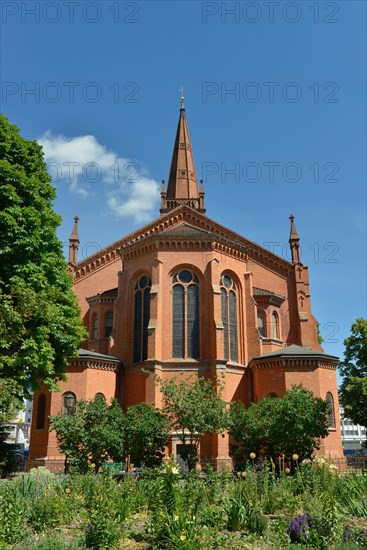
xmin=94 ymin=393 xmax=105 ymax=401
xmin=326 ymin=392 xmax=335 ymax=428
xmin=133 ymin=275 xmax=151 ymax=363
xmin=258 ymin=311 xmax=266 ymax=338
xmin=63 ymin=392 xmax=76 ymax=415
xmin=172 ymin=270 xmax=200 ymax=359
xmin=92 ymin=313 xmax=98 ymax=340
xmin=272 ymin=312 xmax=279 ymax=340
xmin=220 ymin=274 xmax=238 ymax=362
xmin=36 ymin=393 xmax=46 ymax=430
xmin=105 ymin=311 xmax=113 ymax=337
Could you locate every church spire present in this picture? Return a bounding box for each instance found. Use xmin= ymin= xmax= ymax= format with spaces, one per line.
xmin=160 ymin=101 xmax=205 ymax=215
xmin=289 ymin=214 xmax=300 ymax=264
xmin=68 ymin=215 xmax=80 ymax=264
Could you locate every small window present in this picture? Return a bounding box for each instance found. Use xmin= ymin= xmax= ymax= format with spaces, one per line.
xmin=92 ymin=313 xmax=98 ymax=340
xmin=63 ymin=392 xmax=76 ymax=415
xmin=272 ymin=312 xmax=279 ymax=340
xmin=94 ymin=393 xmax=105 ymax=401
xmin=36 ymin=394 xmax=46 ymax=430
xmin=258 ymin=311 xmax=266 ymax=338
xmin=105 ymin=311 xmax=113 ymax=337
xmin=326 ymin=392 xmax=335 ymax=428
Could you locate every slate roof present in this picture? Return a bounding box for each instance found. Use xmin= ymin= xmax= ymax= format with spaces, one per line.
xmin=160 ymin=223 xmax=211 ymax=237
xmin=253 ymin=287 xmax=285 ymax=300
xmin=99 ymin=288 xmax=118 ymax=297
xmin=252 ymin=344 xmax=338 ymax=361
xmin=74 ymin=348 xmax=120 ymax=362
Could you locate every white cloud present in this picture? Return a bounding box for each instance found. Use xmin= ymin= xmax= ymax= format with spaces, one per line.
xmin=38 ymin=131 xmax=160 ymax=222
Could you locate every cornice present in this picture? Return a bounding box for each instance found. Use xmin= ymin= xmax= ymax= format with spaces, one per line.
xmin=250 ymin=357 xmax=338 ymax=370
xmin=86 ymin=296 xmax=117 ymax=306
xmin=69 ymin=357 xmax=120 ymax=372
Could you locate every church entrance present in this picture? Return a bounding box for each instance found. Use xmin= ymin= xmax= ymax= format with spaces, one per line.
xmin=175 ymin=444 xmax=195 ymax=472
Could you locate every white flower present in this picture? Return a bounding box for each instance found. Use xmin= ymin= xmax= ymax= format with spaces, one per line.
xmin=171 ymin=466 xmax=180 ymax=475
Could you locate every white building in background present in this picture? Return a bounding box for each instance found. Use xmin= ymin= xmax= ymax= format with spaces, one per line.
xmin=339 ymin=406 xmax=366 ymax=451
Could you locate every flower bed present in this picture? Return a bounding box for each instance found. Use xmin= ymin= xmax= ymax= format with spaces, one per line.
xmin=0 ymin=460 xmax=366 ymax=549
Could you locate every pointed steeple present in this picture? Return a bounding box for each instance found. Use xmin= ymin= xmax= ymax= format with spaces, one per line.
xmin=160 ymin=104 xmax=205 ymax=215
xmin=68 ymin=215 xmax=80 ymax=264
xmin=289 ymin=214 xmax=300 ymax=264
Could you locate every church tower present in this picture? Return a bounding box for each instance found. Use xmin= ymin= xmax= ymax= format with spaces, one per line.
xmin=160 ymin=99 xmax=205 ymax=214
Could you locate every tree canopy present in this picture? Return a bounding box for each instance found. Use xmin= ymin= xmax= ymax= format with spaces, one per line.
xmin=0 ymin=114 xmax=86 ymax=407
xmin=50 ymin=398 xmax=126 ymax=473
xmin=125 ymin=402 xmax=170 ymax=467
xmin=157 ymin=374 xmax=227 ymax=470
xmin=339 ymin=318 xmax=367 ymax=428
xmin=228 ymin=385 xmax=329 ymax=466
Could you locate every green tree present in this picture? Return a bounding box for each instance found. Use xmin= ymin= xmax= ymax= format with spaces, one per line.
xmin=157 ymin=374 xmax=227 ymax=470
xmin=339 ymin=377 xmax=367 ymax=428
xmin=228 ymin=386 xmax=329 ymax=465
xmin=0 ymin=114 xmax=86 ymax=403
xmin=339 ymin=318 xmax=367 ymax=428
xmin=125 ymin=403 xmax=170 ymax=467
xmin=50 ymin=398 xmax=125 ymax=473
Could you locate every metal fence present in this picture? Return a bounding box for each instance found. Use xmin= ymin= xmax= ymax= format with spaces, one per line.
xmin=7 ymin=456 xmax=367 ymax=477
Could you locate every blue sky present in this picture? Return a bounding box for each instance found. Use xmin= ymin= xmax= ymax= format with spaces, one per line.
xmin=1 ymin=0 xmax=366 ymax=367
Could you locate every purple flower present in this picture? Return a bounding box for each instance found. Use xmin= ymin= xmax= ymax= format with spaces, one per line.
xmin=86 ymin=522 xmax=94 ymax=532
xmin=287 ymin=514 xmax=314 ymax=543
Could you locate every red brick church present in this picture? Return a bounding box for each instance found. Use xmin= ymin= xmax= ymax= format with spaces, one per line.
xmin=30 ymin=104 xmax=343 ymax=466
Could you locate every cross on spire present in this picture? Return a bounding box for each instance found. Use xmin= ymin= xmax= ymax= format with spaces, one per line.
xmin=179 ymin=86 xmax=185 ymax=109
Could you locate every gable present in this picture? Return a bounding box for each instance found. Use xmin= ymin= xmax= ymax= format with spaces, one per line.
xmin=71 ymin=205 xmax=294 ymax=284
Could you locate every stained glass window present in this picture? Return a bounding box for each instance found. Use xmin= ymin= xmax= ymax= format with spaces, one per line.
xmin=92 ymin=313 xmax=98 ymax=339
xmin=172 ymin=270 xmax=200 ymax=359
xmin=133 ymin=276 xmax=151 ymax=363
xmin=105 ymin=311 xmax=113 ymax=337
xmin=220 ymin=275 xmax=238 ymax=362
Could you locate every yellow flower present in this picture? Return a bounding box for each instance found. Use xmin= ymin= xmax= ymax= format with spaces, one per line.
xmin=292 ymin=454 xmax=299 ymax=461
xmin=250 ymin=452 xmax=256 ymax=459
xmin=180 ymin=535 xmax=186 ymax=541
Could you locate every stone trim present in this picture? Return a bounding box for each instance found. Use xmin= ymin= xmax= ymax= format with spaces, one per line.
xmin=69 ymin=357 xmax=120 ymax=372
xmin=86 ymin=296 xmax=117 ymax=306
xmin=250 ymin=357 xmax=338 ymax=370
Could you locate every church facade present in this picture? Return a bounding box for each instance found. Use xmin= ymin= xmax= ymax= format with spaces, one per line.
xmin=29 ymin=106 xmax=343 ymax=467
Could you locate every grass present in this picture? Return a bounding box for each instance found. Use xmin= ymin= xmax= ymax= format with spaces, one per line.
xmin=0 ymin=461 xmax=366 ymax=549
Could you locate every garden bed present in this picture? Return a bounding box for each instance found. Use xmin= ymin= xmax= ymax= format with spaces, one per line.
xmin=1 ymin=462 xmax=366 ymax=549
